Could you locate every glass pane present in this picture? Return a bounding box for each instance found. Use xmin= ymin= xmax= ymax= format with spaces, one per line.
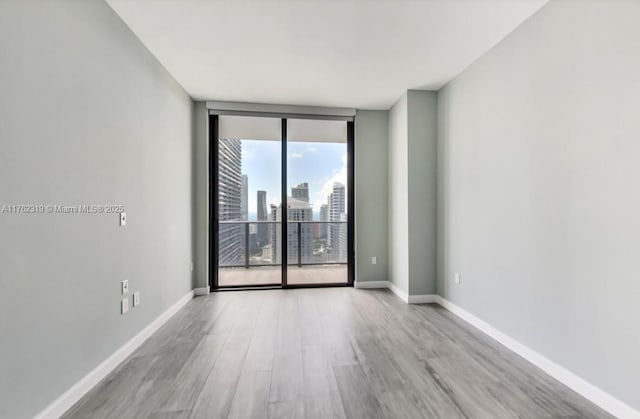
xmin=287 ymin=118 xmax=348 ymax=285
xmin=217 ymin=116 xmax=282 ymax=287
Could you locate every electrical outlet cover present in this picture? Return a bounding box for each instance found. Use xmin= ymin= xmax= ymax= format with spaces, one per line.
xmin=121 ymin=280 xmax=129 ymax=295
xmin=133 ymin=292 xmax=140 ymax=307
xmin=121 ymin=298 xmax=129 ymax=314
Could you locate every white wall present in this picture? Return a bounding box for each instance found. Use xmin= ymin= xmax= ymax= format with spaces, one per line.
xmin=407 ymin=91 xmax=438 ymax=295
xmin=0 ymin=1 xmax=194 ymax=418
xmin=193 ymin=101 xmax=209 ymax=289
xmin=438 ymin=0 xmax=640 ymax=411
xmin=355 ymin=110 xmax=389 ymax=283
xmin=388 ymin=94 xmax=410 ymax=293
xmin=388 ymin=91 xmax=438 ymax=296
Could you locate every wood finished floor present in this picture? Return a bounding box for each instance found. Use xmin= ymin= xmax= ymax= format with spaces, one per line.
xmin=63 ymin=288 xmax=612 ymax=419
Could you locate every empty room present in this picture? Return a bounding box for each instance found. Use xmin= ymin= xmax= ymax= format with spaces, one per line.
xmin=1 ymin=0 xmax=639 ymax=418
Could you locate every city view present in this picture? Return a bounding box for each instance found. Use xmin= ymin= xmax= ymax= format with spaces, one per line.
xmin=218 ymin=136 xmax=348 ymax=286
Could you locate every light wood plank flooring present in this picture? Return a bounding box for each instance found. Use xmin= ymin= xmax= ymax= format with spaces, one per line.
xmin=63 ymin=288 xmax=612 ymax=419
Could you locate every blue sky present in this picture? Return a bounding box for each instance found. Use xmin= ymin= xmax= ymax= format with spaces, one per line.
xmin=241 ymin=140 xmax=347 ymax=219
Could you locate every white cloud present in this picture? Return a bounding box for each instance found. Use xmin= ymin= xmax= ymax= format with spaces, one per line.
xmin=312 ymin=152 xmax=348 ymax=210
xmin=289 ymin=147 xmax=318 ymax=160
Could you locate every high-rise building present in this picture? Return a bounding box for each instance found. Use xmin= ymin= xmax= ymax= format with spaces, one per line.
xmin=257 ymin=190 xmax=268 ymax=246
xmin=312 ymin=216 xmax=321 ymax=239
xmin=271 ymin=191 xmax=313 ymax=264
xmin=326 ymin=193 xmax=333 ymax=248
xmin=287 ymin=198 xmax=313 ymax=264
xmin=240 ymin=175 xmax=248 ymax=221
xmin=269 ymin=204 xmax=280 ymax=263
xmin=319 ymin=204 xmax=329 ymax=239
xmin=218 ymin=138 xmax=243 ymax=265
xmin=291 ymin=182 xmax=309 ymax=202
xmin=328 ymin=182 xmax=346 ymax=262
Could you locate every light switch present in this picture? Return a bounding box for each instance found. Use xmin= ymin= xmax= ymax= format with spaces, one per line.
xmin=132 ymin=292 xmax=140 ymax=307
xmin=119 ymin=212 xmax=126 ymax=226
xmin=121 ymin=280 xmax=129 ymax=295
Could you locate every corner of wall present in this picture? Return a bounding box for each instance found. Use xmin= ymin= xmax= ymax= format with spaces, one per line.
xmin=354 ymin=109 xmax=389 ymax=284
xmin=193 ymin=102 xmax=209 ymax=290
xmin=387 ymin=92 xmax=410 ymax=294
xmin=190 ymin=99 xmax=198 ymax=290
xmin=387 ymin=90 xmax=438 ymax=297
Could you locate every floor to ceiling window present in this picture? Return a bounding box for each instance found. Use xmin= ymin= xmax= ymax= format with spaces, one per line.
xmin=210 ymin=113 xmax=354 ymax=289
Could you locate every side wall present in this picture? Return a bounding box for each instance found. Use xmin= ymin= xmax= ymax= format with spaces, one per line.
xmin=355 ymin=110 xmax=389 ymax=283
xmin=438 ymin=0 xmax=640 ymax=411
xmin=193 ymin=102 xmax=209 ymax=289
xmin=407 ymin=91 xmax=438 ymax=296
xmin=388 ymin=94 xmax=410 ymax=293
xmin=0 ymin=1 xmax=194 ymax=418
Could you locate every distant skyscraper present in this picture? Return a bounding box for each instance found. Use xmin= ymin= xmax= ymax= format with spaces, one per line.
xmin=287 ymin=198 xmax=313 ymax=264
xmin=319 ymin=204 xmax=329 ymax=239
xmin=271 ymin=187 xmax=313 ymax=264
xmin=326 ymin=193 xmax=333 ymax=248
xmin=291 ymin=182 xmax=309 ymax=202
xmin=218 ymin=138 xmax=243 ymax=265
xmin=270 ymin=204 xmax=280 ymax=263
xmin=257 ymin=190 xmax=268 ymax=246
xmin=328 ymin=182 xmax=346 ymax=262
xmin=240 ymin=175 xmax=248 ymax=221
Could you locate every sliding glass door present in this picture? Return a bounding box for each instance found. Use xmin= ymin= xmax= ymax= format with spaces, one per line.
xmin=211 ymin=114 xmax=353 ymax=289
xmin=286 ymin=119 xmax=349 ymax=285
xmin=214 ymin=115 xmax=282 ymax=287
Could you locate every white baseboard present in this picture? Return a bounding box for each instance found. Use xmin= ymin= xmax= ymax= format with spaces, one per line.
xmin=435 ymin=296 xmax=640 ymax=419
xmin=34 ymin=290 xmax=195 ymax=419
xmin=354 ymin=281 xmax=437 ymax=305
xmin=407 ymin=294 xmax=438 ymax=304
xmin=388 ymin=282 xmax=409 ymax=302
xmin=354 ymin=281 xmax=411 ymax=303
xmin=354 ymin=280 xmax=389 ymax=289
xmin=194 ymin=287 xmax=210 ymax=296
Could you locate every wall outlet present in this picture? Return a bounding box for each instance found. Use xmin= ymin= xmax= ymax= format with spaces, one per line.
xmin=121 ymin=298 xmax=129 ymax=314
xmin=132 ymin=292 xmax=140 ymax=307
xmin=121 ymin=280 xmax=129 ymax=295
xmin=119 ymin=212 xmax=127 ymax=226
xmin=371 ymin=256 xmax=377 ymax=265
xmin=454 ymin=273 xmax=461 ymax=285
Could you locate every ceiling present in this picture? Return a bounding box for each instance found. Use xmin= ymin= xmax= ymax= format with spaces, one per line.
xmin=106 ymin=0 xmax=548 ymax=110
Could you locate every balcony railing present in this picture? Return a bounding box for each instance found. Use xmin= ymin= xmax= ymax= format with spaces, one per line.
xmin=218 ymin=220 xmax=347 ymax=268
